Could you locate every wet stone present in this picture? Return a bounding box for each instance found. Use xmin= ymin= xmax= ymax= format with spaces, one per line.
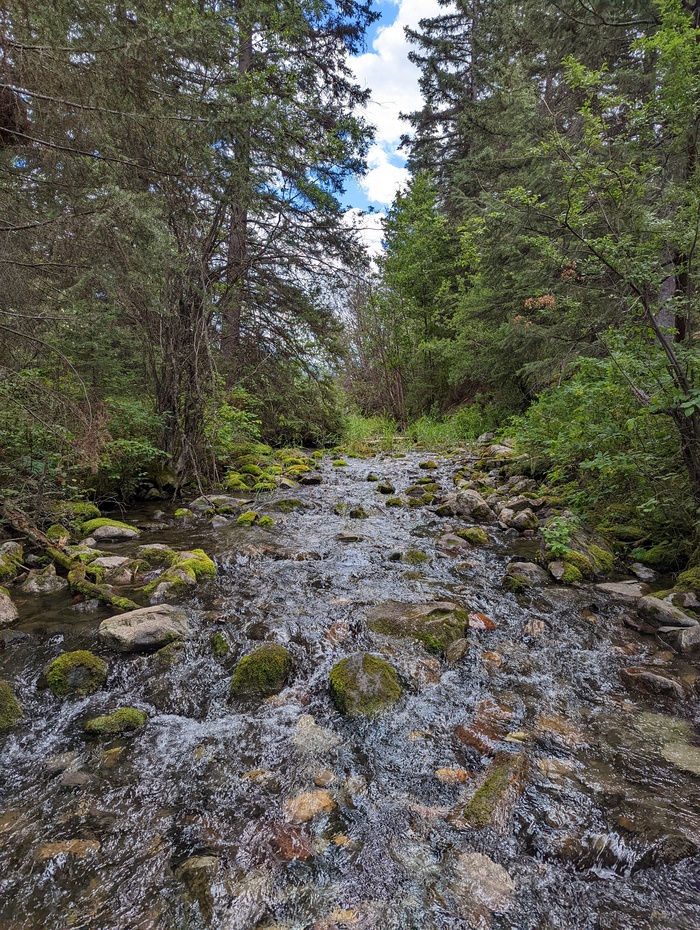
xmin=367 ymin=600 xmax=467 ymax=654
xmin=284 ymin=789 xmax=336 ymax=823
xmin=450 ymin=852 xmax=516 ymax=922
xmin=98 ymin=605 xmax=190 ymax=652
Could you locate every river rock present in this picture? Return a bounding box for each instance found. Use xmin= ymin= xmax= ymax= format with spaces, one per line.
xmin=510 ymin=508 xmax=539 ymax=532
xmin=284 ymin=789 xmax=336 ymax=823
xmin=91 ymin=555 xmax=130 ymax=570
xmin=230 ymin=643 xmax=293 ymax=698
xmin=189 ymin=494 xmax=241 ymax=514
xmin=45 ymin=650 xmax=108 ymax=698
xmin=596 ymin=580 xmax=649 ymax=604
xmin=329 ymin=652 xmax=402 ymax=716
xmin=450 ymin=852 xmax=516 ymax=921
xmin=658 ymin=623 xmax=700 ymax=654
xmin=462 ymin=752 xmax=529 ymax=829
xmin=621 ymin=667 xmax=685 ymax=700
xmin=502 ymin=561 xmax=549 ymax=592
xmin=0 ymin=587 xmax=18 ymax=627
xmin=292 ymin=714 xmax=342 ymax=755
xmin=367 ymin=601 xmax=467 ymax=653
xmin=441 ymin=489 xmax=496 ymax=523
xmin=98 ymin=605 xmax=190 ymax=652
xmin=0 ymin=679 xmax=22 ymax=732
xmin=637 ymin=595 xmax=698 ymax=629
xmin=661 ymin=741 xmax=700 ymax=776
xmin=175 ymin=855 xmax=218 ymax=921
xmin=90 ymin=523 xmax=139 ymax=541
xmin=22 ymin=564 xmax=68 ymax=595
xmin=36 ymin=839 xmax=100 ymax=861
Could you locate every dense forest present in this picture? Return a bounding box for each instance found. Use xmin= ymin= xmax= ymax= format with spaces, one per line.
xmin=3 ymin=0 xmax=700 ymax=568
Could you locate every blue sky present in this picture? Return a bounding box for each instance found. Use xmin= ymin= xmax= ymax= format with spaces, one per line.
xmin=342 ymin=0 xmax=442 ymax=246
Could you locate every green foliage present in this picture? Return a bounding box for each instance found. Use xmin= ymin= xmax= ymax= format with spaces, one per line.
xmin=542 ymin=516 xmax=579 ymax=558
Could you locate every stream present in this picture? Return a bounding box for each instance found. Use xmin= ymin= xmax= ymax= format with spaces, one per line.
xmin=1 ymin=451 xmax=700 ymax=930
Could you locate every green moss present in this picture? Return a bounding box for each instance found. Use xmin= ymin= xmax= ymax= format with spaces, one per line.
xmin=403 ymin=549 xmax=429 ymax=564
xmin=224 ymin=473 xmax=249 ymax=491
xmin=418 ymin=461 xmax=438 ymax=470
xmin=366 ymin=473 xmax=379 ymax=481
xmin=111 ymin=596 xmax=140 ymax=611
xmin=48 ymin=501 xmax=101 ymax=533
xmin=46 ymin=524 xmax=71 ymax=542
xmin=0 ymin=680 xmax=22 ymax=733
xmin=285 ymin=464 xmax=311 ymax=476
xmin=258 ymin=516 xmax=274 ymax=527
xmin=676 ymin=567 xmax=700 ymax=594
xmin=230 ymin=643 xmax=292 ymax=698
xmin=502 ymin=573 xmax=528 ymax=594
xmin=84 ymin=707 xmax=147 ymax=736
xmin=589 ymin=543 xmax=614 ymax=572
xmin=312 ymin=450 xmax=324 ymax=459
xmin=136 ymin=546 xmax=178 ymax=568
xmin=386 ymin=497 xmax=403 ymax=507
xmin=409 ymin=497 xmax=424 ymax=508
xmin=46 ymin=651 xmax=108 ymax=698
xmin=463 ymin=753 xmax=528 ymax=827
xmin=252 ymin=481 xmax=276 ymax=492
xmin=369 ymin=606 xmax=466 ymax=654
xmin=173 ymin=508 xmax=194 ymax=520
xmin=332 ymin=460 xmax=348 ymax=467
xmin=456 ymin=527 xmax=488 ymax=546
xmin=329 ymin=653 xmax=402 ymax=716
xmin=155 ymin=641 xmax=185 ymax=668
xmin=177 ymin=549 xmax=216 ymax=579
xmin=0 ymin=543 xmax=23 ymax=582
xmin=561 ymin=562 xmax=583 ymax=584
xmin=632 ymin=541 xmax=687 ymax=571
xmin=81 ymin=517 xmax=137 ymax=535
xmin=239 ymin=464 xmax=264 ymax=477
xmin=600 ymin=524 xmax=645 ymax=543
xmin=276 ymin=499 xmax=304 ymax=513
xmin=211 ymin=632 xmax=230 ymax=658
xmin=560 ymin=550 xmax=595 ymax=578
xmin=237 ymin=511 xmax=259 ymax=526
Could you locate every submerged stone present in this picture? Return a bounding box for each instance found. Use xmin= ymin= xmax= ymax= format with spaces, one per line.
xmin=230 ymin=643 xmax=292 ymax=698
xmin=450 ymin=852 xmax=516 ymax=921
xmin=368 ymin=601 xmax=467 ymax=654
xmin=463 ymin=752 xmax=529 ymax=830
xmin=329 ymin=652 xmax=402 ymax=716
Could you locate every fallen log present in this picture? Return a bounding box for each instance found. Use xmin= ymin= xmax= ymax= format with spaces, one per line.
xmin=2 ymin=504 xmax=139 ymax=612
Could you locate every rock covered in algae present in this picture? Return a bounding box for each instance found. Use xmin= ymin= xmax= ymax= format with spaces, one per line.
xmin=45 ymin=650 xmax=108 ymax=698
xmin=329 ymin=652 xmax=402 ymax=716
xmin=84 ymin=707 xmax=147 ymax=736
xmin=0 ymin=679 xmax=23 ymax=732
xmin=367 ymin=601 xmax=467 ymax=654
xmin=230 ymin=643 xmax=293 ymax=698
xmin=98 ymin=604 xmax=190 ymax=652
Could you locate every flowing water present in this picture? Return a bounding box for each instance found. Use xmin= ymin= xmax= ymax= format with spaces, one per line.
xmin=1 ymin=452 xmax=700 ymax=930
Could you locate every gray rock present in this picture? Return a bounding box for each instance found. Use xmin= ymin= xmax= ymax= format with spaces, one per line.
xmin=292 ymin=714 xmax=342 ymax=755
xmin=596 ymin=580 xmax=650 ymax=604
xmin=620 ymin=667 xmax=685 ymax=700
xmin=91 ymin=555 xmax=130 ymax=569
xmin=443 ymin=489 xmax=495 ymax=523
xmin=190 ymin=494 xmax=241 ymax=514
xmin=630 ymin=562 xmax=658 ymax=583
xmin=511 ymin=508 xmax=539 ymax=532
xmin=98 ymin=605 xmax=190 ymax=652
xmin=91 ymin=524 xmax=139 ymax=541
xmin=658 ymin=623 xmax=700 ymax=653
xmin=504 ymin=561 xmax=550 ymax=589
xmin=450 ymin=852 xmax=516 ymax=920
xmin=637 ymin=595 xmax=698 ymax=629
xmin=0 ymin=587 xmax=18 ymax=627
xmin=21 ymin=565 xmax=69 ymax=595
xmin=548 ymin=561 xmax=566 ymax=581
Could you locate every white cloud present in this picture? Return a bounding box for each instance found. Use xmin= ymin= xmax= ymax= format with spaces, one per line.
xmin=343 ymin=208 xmax=386 ymax=256
xmin=352 ymin=0 xmax=442 ymax=206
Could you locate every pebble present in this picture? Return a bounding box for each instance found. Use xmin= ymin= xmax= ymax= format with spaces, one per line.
xmin=435 ymin=767 xmax=471 ymax=784
xmin=284 ymin=790 xmax=336 ymax=823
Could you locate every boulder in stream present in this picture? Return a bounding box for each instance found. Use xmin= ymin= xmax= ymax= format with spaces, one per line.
xmin=0 ymin=586 xmax=18 ymax=627
xmin=0 ymin=679 xmax=22 ymax=733
xmin=98 ymin=605 xmax=190 ymax=652
xmin=21 ymin=564 xmax=69 ymax=595
xmin=502 ymin=561 xmax=549 ymax=593
xmin=367 ymin=601 xmax=468 ymax=654
xmin=229 ymin=643 xmax=293 ymax=699
xmin=84 ymin=707 xmax=148 ymax=737
xmin=462 ymin=751 xmax=529 ymax=830
xmin=45 ymin=650 xmax=108 ymax=697
xmin=439 ymin=489 xmax=495 ymax=523
xmin=329 ymin=652 xmax=402 ymax=716
xmin=81 ymin=518 xmax=140 ymax=541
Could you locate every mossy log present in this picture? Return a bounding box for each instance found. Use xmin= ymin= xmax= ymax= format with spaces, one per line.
xmin=2 ymin=504 xmax=138 ymax=612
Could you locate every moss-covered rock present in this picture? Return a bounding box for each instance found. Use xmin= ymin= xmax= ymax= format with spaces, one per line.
xmin=385 ymin=497 xmax=403 ymax=508
xmin=46 ymin=524 xmax=71 ymax=542
xmin=239 ymin=464 xmax=264 ymax=477
xmin=84 ymin=707 xmax=147 ymax=737
xmin=463 ymin=752 xmax=529 ymax=828
xmin=174 ymin=508 xmax=194 ymax=520
xmin=332 ymin=460 xmax=348 ymax=467
xmin=368 ymin=601 xmax=467 ymax=654
xmin=419 ymin=461 xmax=438 ymax=470
xmin=142 ymin=549 xmax=215 ymax=599
xmin=230 ymin=643 xmax=292 ymax=698
xmin=45 ymin=650 xmax=108 ymax=698
xmin=237 ymin=511 xmax=259 ymax=526
xmin=561 ymin=562 xmax=583 ymax=584
xmin=456 ymin=527 xmax=488 ymax=546
xmin=329 ymin=653 xmax=402 ymax=716
xmin=561 ymin=550 xmax=595 ymax=579
xmin=0 ymin=542 xmax=23 ymax=582
xmin=47 ymin=500 xmax=101 ymax=534
xmin=211 ymin=632 xmax=230 ymax=658
xmin=366 ymin=473 xmax=379 ymax=482
xmin=0 ymin=679 xmax=22 ymax=733
xmin=223 ymin=472 xmax=249 ymax=491
xmin=589 ymin=544 xmax=614 ymax=572
xmin=80 ymin=518 xmax=140 ymax=540
xmin=274 ymin=499 xmax=304 ymax=514
xmin=403 ymin=549 xmax=429 ymax=565
xmin=135 ymin=545 xmax=179 ymax=568
xmin=677 ymin=567 xmax=700 ymax=594
xmin=258 ymin=516 xmax=274 ymax=527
